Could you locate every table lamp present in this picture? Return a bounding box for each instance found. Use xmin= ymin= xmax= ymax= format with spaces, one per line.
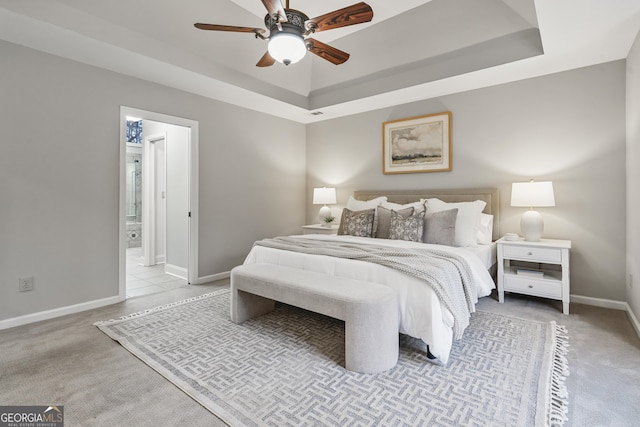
xmin=510 ymin=180 xmax=555 ymax=241
xmin=313 ymin=187 xmax=337 ymax=226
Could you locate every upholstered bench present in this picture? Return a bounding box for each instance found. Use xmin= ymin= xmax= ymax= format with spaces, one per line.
xmin=230 ymin=263 xmax=399 ymax=374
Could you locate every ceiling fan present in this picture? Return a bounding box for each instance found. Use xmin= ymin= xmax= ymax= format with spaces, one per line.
xmin=194 ymin=1 xmax=374 ymax=67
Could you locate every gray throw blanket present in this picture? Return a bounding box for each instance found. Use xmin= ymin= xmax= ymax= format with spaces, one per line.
xmin=254 ymin=236 xmax=478 ymax=339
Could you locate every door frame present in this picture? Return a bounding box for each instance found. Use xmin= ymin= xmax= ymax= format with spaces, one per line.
xmin=119 ymin=106 xmax=199 ymax=300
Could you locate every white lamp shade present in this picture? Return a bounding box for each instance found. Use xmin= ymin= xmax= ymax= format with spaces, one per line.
xmin=268 ymin=33 xmax=306 ymax=65
xmin=510 ymin=181 xmax=555 ymax=208
xmin=313 ymin=187 xmax=337 ymax=205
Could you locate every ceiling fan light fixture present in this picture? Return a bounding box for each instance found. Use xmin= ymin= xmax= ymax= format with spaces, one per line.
xmin=268 ymin=32 xmax=306 ymax=65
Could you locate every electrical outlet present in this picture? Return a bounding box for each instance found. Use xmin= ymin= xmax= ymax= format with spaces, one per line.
xmin=19 ymin=276 xmax=34 ymax=292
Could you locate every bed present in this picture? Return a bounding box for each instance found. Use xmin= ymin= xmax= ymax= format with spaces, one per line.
xmin=242 ymin=188 xmax=500 ymax=364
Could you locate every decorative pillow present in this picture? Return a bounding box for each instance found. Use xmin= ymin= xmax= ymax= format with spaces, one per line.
xmin=337 ymin=208 xmax=375 ymax=237
xmin=424 ymin=198 xmax=486 ymax=247
xmin=423 ymin=208 xmax=458 ymax=246
xmin=345 ymin=196 xmax=388 ymax=236
xmin=388 ymin=210 xmax=424 ymax=242
xmin=375 ymin=206 xmax=414 ymax=239
xmin=477 ymin=213 xmax=494 ymax=244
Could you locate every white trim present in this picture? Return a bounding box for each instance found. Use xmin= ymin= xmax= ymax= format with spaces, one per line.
xmin=625 ymin=303 xmax=640 ymax=338
xmin=166 ymin=263 xmax=188 ymax=279
xmin=0 ymin=295 xmax=123 ymax=331
xmin=119 ymin=106 xmax=199 ymax=296
xmin=570 ymin=294 xmax=628 ymax=311
xmin=188 ymin=125 xmax=199 ymax=285
xmin=119 ymin=110 xmax=127 ymax=300
xmin=195 ymin=271 xmax=231 ymax=285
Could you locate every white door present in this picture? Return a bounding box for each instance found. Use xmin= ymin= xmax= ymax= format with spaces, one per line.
xmin=142 ymin=133 xmax=166 ymax=267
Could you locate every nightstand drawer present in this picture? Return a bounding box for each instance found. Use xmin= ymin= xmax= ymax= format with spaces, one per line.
xmin=502 ymin=245 xmax=562 ymax=263
xmin=504 ymin=275 xmax=562 ymax=299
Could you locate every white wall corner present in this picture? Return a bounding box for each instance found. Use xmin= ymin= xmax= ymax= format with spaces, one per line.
xmin=625 ymin=303 xmax=640 ymax=339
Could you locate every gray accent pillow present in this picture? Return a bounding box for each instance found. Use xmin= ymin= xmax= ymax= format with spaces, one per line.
xmin=423 ymin=208 xmax=458 ymax=246
xmin=375 ymin=206 xmax=414 ymax=239
xmin=337 ymin=208 xmax=375 ymax=237
xmin=388 ymin=210 xmax=424 ymax=242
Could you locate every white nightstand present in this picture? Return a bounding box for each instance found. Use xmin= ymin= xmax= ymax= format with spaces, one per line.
xmin=302 ymin=224 xmax=338 ymax=235
xmin=497 ymin=237 xmax=571 ymax=314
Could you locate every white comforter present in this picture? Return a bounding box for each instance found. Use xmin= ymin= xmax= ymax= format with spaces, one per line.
xmin=243 ymin=234 xmax=495 ymax=363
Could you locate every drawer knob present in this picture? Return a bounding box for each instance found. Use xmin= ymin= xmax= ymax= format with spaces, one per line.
xmin=527 ymin=252 xmax=533 ymax=256
xmin=528 ymin=285 xmax=534 ymax=288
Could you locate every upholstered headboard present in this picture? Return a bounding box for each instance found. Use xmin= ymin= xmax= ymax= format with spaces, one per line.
xmin=353 ymin=188 xmax=500 ymax=241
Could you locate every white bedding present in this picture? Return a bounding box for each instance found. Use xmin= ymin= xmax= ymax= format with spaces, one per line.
xmin=465 ymin=242 xmax=497 ymax=270
xmin=243 ymin=234 xmax=496 ymax=364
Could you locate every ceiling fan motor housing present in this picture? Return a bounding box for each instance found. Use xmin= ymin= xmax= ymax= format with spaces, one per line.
xmin=265 ymin=9 xmax=310 ymax=65
xmin=265 ymin=9 xmax=309 ymax=38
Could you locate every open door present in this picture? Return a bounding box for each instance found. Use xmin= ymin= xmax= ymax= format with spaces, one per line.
xmin=119 ymin=107 xmax=199 ymax=300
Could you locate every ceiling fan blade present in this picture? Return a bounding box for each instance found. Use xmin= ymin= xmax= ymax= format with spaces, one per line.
xmin=306 ymin=39 xmax=350 ymax=65
xmin=261 ymin=0 xmax=288 ymax=22
xmin=307 ymin=2 xmax=373 ymax=33
xmin=256 ymin=51 xmax=276 ymax=67
xmin=194 ymin=23 xmax=265 ymax=34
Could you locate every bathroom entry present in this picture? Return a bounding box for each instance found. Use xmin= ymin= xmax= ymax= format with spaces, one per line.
xmin=120 ymin=107 xmax=199 ymax=300
xmin=142 ymin=122 xmax=190 ymax=278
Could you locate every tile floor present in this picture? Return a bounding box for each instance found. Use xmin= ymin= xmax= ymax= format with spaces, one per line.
xmin=126 ymin=247 xmax=188 ymax=298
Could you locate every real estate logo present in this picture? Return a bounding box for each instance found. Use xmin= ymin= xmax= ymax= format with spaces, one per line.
xmin=0 ymin=406 xmax=63 ymax=427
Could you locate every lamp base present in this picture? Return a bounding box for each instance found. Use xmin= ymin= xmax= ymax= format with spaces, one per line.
xmin=318 ymin=205 xmax=331 ymax=223
xmin=521 ymin=210 xmax=543 ymax=242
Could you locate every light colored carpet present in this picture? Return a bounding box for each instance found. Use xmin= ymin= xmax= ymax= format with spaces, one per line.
xmin=96 ymin=289 xmax=569 ymax=427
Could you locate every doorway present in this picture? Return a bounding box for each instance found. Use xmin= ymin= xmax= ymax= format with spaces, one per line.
xmin=119 ymin=107 xmax=199 ymax=300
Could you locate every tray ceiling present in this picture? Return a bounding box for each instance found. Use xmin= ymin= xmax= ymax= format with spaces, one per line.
xmin=0 ymin=0 xmax=639 ymax=123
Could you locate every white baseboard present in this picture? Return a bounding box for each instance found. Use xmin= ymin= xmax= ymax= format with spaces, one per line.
xmin=195 ymin=271 xmax=230 ymax=285
xmin=0 ymin=295 xmax=123 ymax=331
xmin=3 ymin=285 xmax=636 ymax=338
xmin=570 ymin=294 xmax=628 ymax=311
xmin=625 ymin=303 xmax=640 ymax=338
xmin=571 ymin=294 xmax=640 ymax=339
xmin=165 ymin=263 xmax=187 ymax=279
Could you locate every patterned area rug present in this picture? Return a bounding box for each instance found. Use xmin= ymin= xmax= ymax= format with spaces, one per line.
xmin=95 ymin=289 xmax=569 ymax=427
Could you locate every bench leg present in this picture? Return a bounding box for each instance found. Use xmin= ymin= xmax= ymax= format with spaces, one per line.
xmin=344 ymin=300 xmax=399 ymax=374
xmin=231 ymin=288 xmax=275 ymax=324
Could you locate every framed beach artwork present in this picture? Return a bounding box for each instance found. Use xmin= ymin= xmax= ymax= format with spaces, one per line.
xmin=382 ymin=111 xmax=452 ymax=174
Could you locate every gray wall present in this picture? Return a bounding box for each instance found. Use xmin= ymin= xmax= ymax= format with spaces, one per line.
xmin=627 ymin=32 xmax=640 ymax=321
xmin=0 ymin=40 xmax=305 ymax=322
xmin=307 ymin=61 xmax=627 ymax=302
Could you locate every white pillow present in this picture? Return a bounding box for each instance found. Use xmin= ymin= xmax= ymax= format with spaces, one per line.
xmin=346 ymin=196 xmax=387 ymax=211
xmin=477 ymin=213 xmax=494 ymax=245
xmin=381 ymin=200 xmax=426 ymax=214
xmin=424 ymin=198 xmax=487 ymax=247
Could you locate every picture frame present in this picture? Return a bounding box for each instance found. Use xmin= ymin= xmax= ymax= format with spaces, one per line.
xmin=382 ymin=111 xmax=452 ymax=174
